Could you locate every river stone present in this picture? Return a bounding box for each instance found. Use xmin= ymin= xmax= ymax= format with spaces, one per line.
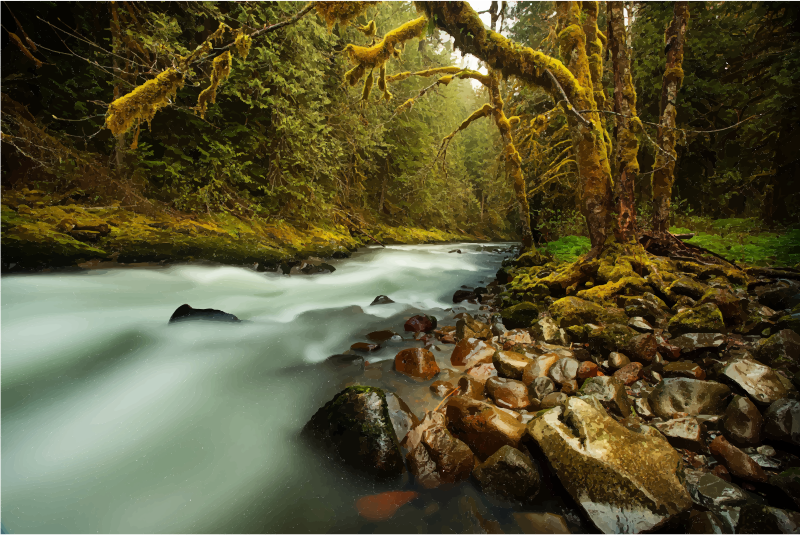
xmin=305 ymin=386 xmax=404 ymax=479
xmin=540 ymin=392 xmax=568 ymax=409
xmin=668 ymin=303 xmax=725 ymax=337
xmin=513 ymin=512 xmax=570 ymax=534
xmin=622 ymin=298 xmax=666 ymax=325
xmin=763 ymin=399 xmax=800 ymax=445
xmin=466 ymin=362 xmax=498 ymax=384
xmin=579 ymin=376 xmax=632 ymax=418
xmin=670 ymin=332 xmax=725 ymax=354
xmin=736 ymin=503 xmax=800 ymax=534
xmin=529 ymin=376 xmax=555 ymax=400
xmin=653 ymin=417 xmax=705 ymax=452
xmin=452 ymin=289 xmax=476 ymax=303
xmin=370 ymin=295 xmax=395 ymax=305
xmin=450 ymin=338 xmax=495 ymax=367
xmin=613 ymin=362 xmax=644 ymax=386
xmin=493 ymin=350 xmax=534 ymax=380
xmin=688 ymin=511 xmax=730 ymax=534
xmin=549 ymin=296 xmax=607 ymax=327
xmin=394 ymin=348 xmax=440 ymax=379
xmin=385 ymin=392 xmax=420 ymax=444
xmin=472 ymin=445 xmax=541 ymax=502
xmin=527 ymin=398 xmax=692 ymax=533
xmin=709 ymin=435 xmax=768 ymax=483
xmin=634 ymin=397 xmax=655 ymax=419
xmin=588 ymin=324 xmax=638 ymax=357
xmin=722 ymin=395 xmax=762 ymax=447
xmin=521 ymin=354 xmax=561 ymax=384
xmin=756 ymin=329 xmax=800 ymax=368
xmin=684 ymin=469 xmax=748 ymax=509
xmin=548 ymin=357 xmax=579 ymax=385
xmin=624 ymin=333 xmax=658 ymax=363
xmin=720 ymin=357 xmax=791 ymax=406
xmin=628 ymin=316 xmax=654 ymax=333
xmin=485 ymin=377 xmax=532 ymax=410
xmin=648 ymin=378 xmax=731 ymax=419
xmin=445 ymin=395 xmax=527 ymax=460
xmin=404 ymin=314 xmax=437 ymax=333
xmin=608 ymin=351 xmax=630 ymax=370
xmin=367 ymin=329 xmax=398 ymax=343
xmin=456 ymin=315 xmax=491 ymax=341
xmin=405 ymin=411 xmax=474 ymax=489
xmin=663 ymin=361 xmax=706 ymax=380
xmin=530 ymin=317 xmax=568 ymax=345
xmin=578 ymin=361 xmax=600 ymax=379
xmin=457 ymin=375 xmax=485 ymax=400
xmin=168 ymin=304 xmax=240 ymax=323
xmin=754 ymin=280 xmax=800 ymax=310
xmin=699 ymin=288 xmax=744 ymax=325
xmin=501 ymin=302 xmax=541 ymax=329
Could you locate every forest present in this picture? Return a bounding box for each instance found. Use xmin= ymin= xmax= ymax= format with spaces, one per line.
xmin=2 ymin=1 xmax=800 ymax=534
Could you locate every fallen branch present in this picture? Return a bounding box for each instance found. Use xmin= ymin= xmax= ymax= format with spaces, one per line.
xmin=745 ymin=267 xmax=800 ymax=281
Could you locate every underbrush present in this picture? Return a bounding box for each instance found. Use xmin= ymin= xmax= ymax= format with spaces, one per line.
xmin=671 ymin=223 xmax=800 ymax=268
xmin=539 ymin=235 xmax=591 ymax=263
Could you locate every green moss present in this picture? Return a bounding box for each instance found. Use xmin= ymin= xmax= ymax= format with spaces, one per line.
xmin=540 ymin=235 xmax=591 ymax=263
xmin=550 ymin=296 xmax=607 ymax=327
xmin=501 ymin=301 xmax=542 ymax=329
xmin=667 ymin=303 xmax=725 ymax=336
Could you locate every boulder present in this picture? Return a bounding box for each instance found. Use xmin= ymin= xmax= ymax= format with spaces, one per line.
xmin=653 ymin=417 xmax=705 ymax=452
xmin=667 ymin=303 xmax=725 ymax=337
xmin=485 ymin=377 xmax=533 ymax=410
xmin=623 ymin=333 xmax=659 ymax=363
xmin=683 ymin=469 xmax=747 ymax=532
xmin=669 ymin=332 xmax=725 ymax=355
xmin=549 ymin=296 xmax=607 ymax=328
xmin=370 ymin=295 xmax=395 ymax=305
xmin=756 ymin=329 xmax=800 ymax=368
xmin=735 ymin=503 xmax=800 ymax=534
xmin=493 ymin=350 xmax=534 ymax=380
xmin=722 ymin=395 xmax=763 ymax=447
xmin=548 ymin=357 xmax=579 ymax=385
xmin=457 ymin=375 xmax=485 ymax=400
xmin=404 ymin=314 xmax=437 ymax=333
xmin=669 ymin=277 xmax=709 ymax=300
xmin=663 ymin=361 xmax=706 ymax=380
xmin=527 ymin=398 xmax=692 ymax=533
xmin=648 ymin=378 xmax=731 ymax=419
xmin=621 ymin=297 xmax=666 ymax=325
xmin=472 ymin=445 xmax=541 ymax=502
xmin=305 ymin=386 xmax=404 ymax=478
xmin=699 ymin=288 xmax=744 ymax=325
xmin=395 ymin=348 xmax=440 ymax=379
xmin=763 ymin=399 xmax=800 ymax=446
xmin=450 ymin=338 xmax=494 ymax=367
xmin=529 ymin=376 xmax=555 ymax=400
xmin=613 ymin=362 xmax=644 ymax=386
xmin=754 ymin=280 xmax=800 ymax=310
xmin=501 ymin=302 xmax=541 ymax=329
xmin=453 ymin=289 xmax=477 ymax=303
xmin=168 ymin=304 xmax=239 ymax=324
xmin=588 ymin=324 xmax=638 ymax=357
xmin=578 ymin=376 xmax=632 ymax=418
xmin=456 ymin=314 xmax=491 ymax=341
xmin=719 ymin=358 xmax=791 ymax=406
xmin=445 ymin=396 xmax=527 ymax=459
xmin=770 ymin=468 xmax=800 ymax=509
xmin=405 ymin=411 xmax=474 ymax=489
xmin=709 ymin=435 xmax=768 ymax=483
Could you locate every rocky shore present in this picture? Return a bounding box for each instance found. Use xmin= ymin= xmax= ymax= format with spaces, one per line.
xmin=301 ymin=244 xmax=800 ymax=533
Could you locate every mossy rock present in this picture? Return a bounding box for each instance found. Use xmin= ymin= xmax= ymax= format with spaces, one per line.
xmin=588 ymin=324 xmax=638 ymax=356
xmin=549 ymin=296 xmax=607 ymax=328
xmin=577 ymin=276 xmax=652 ymax=305
xmin=775 ymin=314 xmax=800 ymax=334
xmin=667 ymin=277 xmax=709 ymax=300
xmin=501 ymin=302 xmax=542 ymax=329
xmin=512 ymin=249 xmax=551 ymax=267
xmin=667 ymin=303 xmax=725 ymax=337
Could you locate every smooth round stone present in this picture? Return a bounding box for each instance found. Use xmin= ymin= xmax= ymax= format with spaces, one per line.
xmin=609 ymin=352 xmax=630 ymax=370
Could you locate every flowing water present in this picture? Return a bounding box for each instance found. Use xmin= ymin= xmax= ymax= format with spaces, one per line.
xmin=1 ymin=243 xmax=585 ymax=533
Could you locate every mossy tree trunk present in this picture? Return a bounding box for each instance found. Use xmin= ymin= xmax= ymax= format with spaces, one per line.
xmin=652 ymin=2 xmax=689 ymax=235
xmin=416 ymin=1 xmax=614 ymax=258
xmin=609 ymin=1 xmax=641 ymax=243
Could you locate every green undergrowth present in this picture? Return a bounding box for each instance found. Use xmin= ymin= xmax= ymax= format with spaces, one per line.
xmin=671 ymin=223 xmax=800 ymax=268
xmin=539 ymin=235 xmax=591 ymax=263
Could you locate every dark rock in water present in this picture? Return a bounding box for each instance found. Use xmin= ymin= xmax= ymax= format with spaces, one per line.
xmin=653 ymin=417 xmax=706 ymax=452
xmin=722 ymin=395 xmax=763 ymax=447
xmin=756 ymin=329 xmax=800 ymax=368
xmin=324 ymin=354 xmax=365 ymax=371
xmin=579 ymin=376 xmax=632 ymax=417
xmin=168 ymin=304 xmax=239 ymax=324
xmin=404 ymin=314 xmax=437 ymax=333
xmin=709 ymin=435 xmax=769 ymax=483
xmin=370 ymin=295 xmax=395 ymax=306
xmin=305 ymin=386 xmax=404 ymax=479
xmin=648 ymin=378 xmax=731 ymax=419
xmin=290 ymin=261 xmax=336 ymax=275
xmin=404 ymin=411 xmax=474 ymax=489
xmin=366 ymin=329 xmax=398 ymax=343
xmin=687 ymin=511 xmax=730 ymax=534
xmin=445 ymin=395 xmax=526 ymax=459
xmin=485 ymin=377 xmax=532 ymax=410
xmin=763 ymin=399 xmax=800 ymax=446
xmin=394 ymin=348 xmax=440 ymax=379
xmin=350 ymin=342 xmax=380 ymax=352
xmin=736 ymin=503 xmax=800 ymax=534
xmin=719 ymin=357 xmax=791 ymax=406
xmin=453 ymin=289 xmax=476 ymax=303
xmin=449 ymin=249 xmax=462 ymax=254
xmin=473 ymin=445 xmax=541 ymax=502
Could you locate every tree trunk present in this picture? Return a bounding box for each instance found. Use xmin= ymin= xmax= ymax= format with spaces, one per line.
xmin=110 ymin=2 xmax=126 ymax=173
xmin=609 ymin=1 xmax=640 ymax=243
xmin=652 ymin=2 xmax=689 ymax=235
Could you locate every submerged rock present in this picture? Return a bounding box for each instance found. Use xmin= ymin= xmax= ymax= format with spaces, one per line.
xmin=445 ymin=395 xmax=526 ymax=459
xmin=395 ymin=348 xmax=440 ymax=379
xmin=405 ymin=411 xmax=474 ymax=489
xmin=472 ymin=445 xmax=541 ymax=502
xmin=305 ymin=386 xmax=404 ymax=479
xmin=168 ymin=304 xmax=240 ymax=324
xmin=527 ymin=397 xmax=692 ymax=533
xmin=370 ymin=295 xmax=395 ymax=305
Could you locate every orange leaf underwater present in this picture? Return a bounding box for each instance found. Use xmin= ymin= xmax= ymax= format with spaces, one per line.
xmin=355 ymin=490 xmax=420 ymax=521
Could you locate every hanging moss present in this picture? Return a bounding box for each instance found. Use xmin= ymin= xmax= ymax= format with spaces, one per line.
xmin=361 ymin=70 xmax=374 ymax=101
xmin=197 ymin=51 xmax=232 ymax=118
xmin=344 ymin=16 xmax=427 ymax=71
xmin=344 ymin=63 xmax=367 ymax=86
xmin=386 ymin=66 xmax=461 ymax=83
xmin=314 ymin=1 xmax=378 ymax=30
xmin=105 ymin=69 xmax=185 ymax=141
xmin=234 ymin=30 xmax=252 ymax=61
xmin=357 ymin=20 xmax=377 ymax=37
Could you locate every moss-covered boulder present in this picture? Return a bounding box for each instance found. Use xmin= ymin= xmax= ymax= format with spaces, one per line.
xmin=577 ymin=276 xmax=652 ymax=305
xmin=501 ymin=302 xmax=542 ymax=329
xmin=756 ymin=329 xmax=800 ymax=369
xmin=527 ymin=398 xmax=692 ymax=533
xmin=588 ymin=324 xmax=638 ymax=357
xmin=512 ymin=249 xmax=550 ymax=267
xmin=305 ymin=386 xmax=404 ymax=479
xmin=667 ymin=303 xmax=725 ymax=337
xmin=699 ymin=287 xmax=744 ymax=325
xmin=668 ymin=277 xmax=709 ymax=300
xmin=549 ymin=297 xmax=606 ymax=328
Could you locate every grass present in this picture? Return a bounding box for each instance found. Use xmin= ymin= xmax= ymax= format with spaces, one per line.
xmin=670 ymin=225 xmax=800 ymax=268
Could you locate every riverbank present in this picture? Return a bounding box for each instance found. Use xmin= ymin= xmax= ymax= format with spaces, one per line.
xmin=1 ymin=188 xmax=514 ymax=273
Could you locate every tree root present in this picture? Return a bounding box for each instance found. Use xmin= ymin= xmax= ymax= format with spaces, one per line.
xmin=639 ymin=231 xmax=741 ymax=270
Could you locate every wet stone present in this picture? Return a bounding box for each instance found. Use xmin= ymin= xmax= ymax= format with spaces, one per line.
xmin=530 ymin=376 xmax=555 ymax=401
xmin=628 ymin=316 xmax=654 ymax=333
xmin=540 ymin=392 xmax=568 ymax=409
xmin=367 ymin=329 xmax=399 ymax=343
xmin=735 ymin=503 xmax=800 ymax=534
xmin=513 ymin=512 xmax=571 ymax=534
xmin=720 ymin=357 xmax=791 ymax=406
xmin=756 ymin=329 xmax=800 ymax=368
xmin=370 ymin=295 xmax=395 ymax=305
xmin=579 ymin=375 xmax=632 ymax=418
xmin=457 ymin=375 xmax=485 ymax=400
xmin=624 ymin=333 xmax=658 ymax=363
xmin=688 ymin=510 xmax=731 ymax=534
xmin=351 ymin=342 xmax=380 ymax=352
xmin=385 ymin=392 xmax=420 ymax=444
xmin=608 ymin=351 xmax=630 ymax=370
xmin=472 ymin=445 xmax=541 ymax=503
xmin=404 ymin=314 xmax=437 ymax=333
xmin=450 ymin=338 xmax=494 ymax=367
xmin=763 ymin=399 xmax=800 ymax=446
xmin=466 ymin=362 xmax=498 ymax=384
xmin=405 ymin=411 xmax=474 ymax=489
xmin=663 ymin=361 xmax=706 ymax=380
xmin=394 ymin=347 xmax=440 ymax=380
xmin=709 ymin=435 xmax=769 ymax=483
xmin=613 ymin=362 xmax=644 ymax=386
xmin=722 ymin=395 xmax=763 ymax=447
xmin=548 ymin=357 xmax=579 ymax=385
xmin=485 ymin=377 xmax=532 ymax=410
xmin=168 ymin=304 xmax=240 ymax=324
xmin=634 ymin=397 xmax=655 ymax=419
xmin=648 ymin=378 xmax=731 ymax=419
xmin=493 ymin=350 xmax=534 ymax=380
xmin=445 ymin=395 xmax=527 ymax=460
xmin=653 ymin=417 xmax=706 ymax=452
xmin=430 ymin=380 xmax=455 ymax=398
xmin=521 ymin=354 xmax=561 ymax=384
xmin=577 ymin=361 xmax=600 ymax=379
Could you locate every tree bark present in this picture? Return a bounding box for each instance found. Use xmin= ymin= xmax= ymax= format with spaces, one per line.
xmin=609 ymin=1 xmax=640 ymax=243
xmin=652 ymin=2 xmax=689 ymax=235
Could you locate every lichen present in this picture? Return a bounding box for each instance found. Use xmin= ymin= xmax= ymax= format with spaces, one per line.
xmin=234 ymin=30 xmax=252 ymax=61
xmin=197 ymin=51 xmax=232 ymax=119
xmin=314 ymin=1 xmax=378 ymax=30
xmin=344 ymin=16 xmax=427 ymax=71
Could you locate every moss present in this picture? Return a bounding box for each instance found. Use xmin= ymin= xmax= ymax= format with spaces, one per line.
xmin=588 ymin=323 xmax=637 ymax=356
xmin=105 ymin=69 xmax=184 ymax=139
xmin=197 ymin=51 xmax=232 ymax=119
xmin=314 ymin=1 xmax=378 ymax=29
xmin=663 ymin=66 xmax=685 ymax=88
xmin=501 ymin=301 xmax=542 ymax=329
xmin=549 ymin=296 xmax=607 ymax=327
xmin=577 ymin=276 xmax=651 ymax=305
xmin=344 ymin=16 xmax=427 ymax=71
xmin=357 ymin=20 xmax=377 ymax=37
xmin=234 ymin=30 xmax=252 ymax=61
xmin=667 ymin=303 xmax=725 ymax=336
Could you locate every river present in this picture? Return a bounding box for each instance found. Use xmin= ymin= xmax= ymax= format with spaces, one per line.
xmin=2 ymin=243 xmax=593 ymax=533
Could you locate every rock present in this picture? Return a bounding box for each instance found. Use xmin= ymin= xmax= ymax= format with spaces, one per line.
xmin=561 ymin=379 xmax=579 ymax=395
xmin=405 ymin=411 xmax=475 ymax=489
xmin=466 ymin=362 xmax=498 ymax=384
xmin=540 ymin=392 xmax=568 ymax=409
xmin=449 ymin=249 xmax=462 ymax=254
xmin=404 ymin=314 xmax=437 ymax=333
xmin=713 ymin=464 xmax=732 ymax=482
xmin=578 ymin=361 xmax=600 ymax=380
xmin=613 ymin=362 xmax=644 ymax=386
xmin=754 ymin=280 xmax=800 ymax=310
xmin=722 ymin=395 xmax=763 ymax=447
xmin=688 ymin=511 xmax=730 ymax=534
xmin=367 ymin=329 xmax=398 ymax=343
xmin=608 ymin=351 xmax=630 ymax=370
xmin=531 ymin=317 xmax=568 ymax=345
xmin=699 ymin=288 xmax=744 ymax=325
xmin=657 ymin=335 xmax=683 ymax=360
xmin=497 ymin=328 xmax=533 ymax=346
xmin=588 ymin=324 xmax=638 ymax=357
xmin=355 ymin=490 xmax=419 ymax=522
xmin=770 ymin=468 xmax=800 ymax=508
xmin=485 ymin=377 xmax=533 ymax=410
xmin=457 ymin=375 xmax=485 ymax=400
xmin=653 ymin=417 xmax=706 ymax=451
xmin=430 ymin=380 xmax=455 ymax=397
xmin=351 ymin=342 xmax=380 ymax=352
xmin=456 ymin=315 xmax=491 ymax=341
xmin=450 ymin=338 xmax=495 ymax=367
xmin=548 ymin=358 xmax=579 ymax=385
xmin=385 ymin=392 xmax=419 ymax=443
xmin=527 ymin=397 xmax=692 ymax=533
xmin=491 ymin=322 xmax=507 ymax=336
xmin=669 ymin=277 xmax=709 ymax=300
xmin=513 ymin=512 xmax=571 ymax=534
xmin=501 ymin=302 xmax=541 ymax=329
xmin=648 ymin=378 xmax=731 ymax=419
xmin=628 ymin=316 xmax=654 ymax=333
xmin=670 ymin=332 xmax=725 ymax=355
xmin=720 ymin=358 xmax=791 ymax=406
xmin=579 ymin=376 xmax=633 ymax=417
xmin=623 ymin=333 xmax=658 ymax=363
xmin=493 ymin=350 xmax=534 ymax=380
xmin=763 ymin=399 xmax=800 ymax=445
xmin=673 ymin=295 xmax=698 ymax=311
xmin=634 ymin=397 xmax=655 ymax=419
xmin=168 ymin=304 xmax=240 ymax=324
xmin=709 ymin=436 xmax=769 ymax=483
xmin=621 ymin=297 xmax=666 ymax=325
xmin=549 ymin=296 xmax=608 ymax=327
xmin=537 ymin=342 xmax=575 ymax=359
xmin=663 ymin=361 xmax=706 ymax=380
xmin=395 ymin=348 xmax=440 ymax=379
xmin=683 ymin=469 xmax=746 ymax=532
xmin=445 ymin=395 xmax=527 ymax=459
xmin=736 ymin=503 xmax=800 ymax=534
xmin=756 ymin=329 xmax=800 ymax=368
xmin=529 ymin=377 xmax=555 ymax=400
xmin=473 ymin=445 xmax=541 ymax=502
xmin=668 ymin=303 xmax=725 ymax=337
xmin=521 ymin=354 xmax=560 ymax=384
xmin=370 ymin=295 xmax=395 ymax=305
xmin=305 ymin=386 xmax=404 ymax=478
xmin=453 ymin=289 xmax=477 ymax=303
xmin=324 ymin=354 xmax=365 ymax=371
